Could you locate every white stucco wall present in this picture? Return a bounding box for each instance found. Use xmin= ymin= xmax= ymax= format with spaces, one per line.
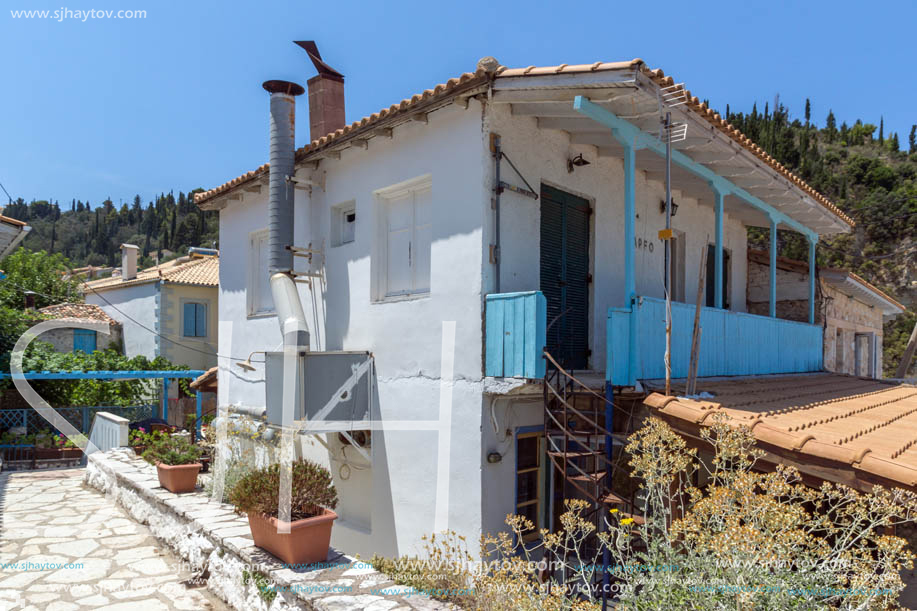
xmin=482 ymin=104 xmax=748 ymax=373
xmin=217 ymin=101 xmax=487 ymax=558
xmin=86 ymin=282 xmax=160 ymax=359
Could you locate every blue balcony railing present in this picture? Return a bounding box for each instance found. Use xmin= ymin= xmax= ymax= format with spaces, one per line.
xmin=608 ymin=296 xmax=823 ymax=385
xmin=485 ymin=292 xmax=547 ymax=379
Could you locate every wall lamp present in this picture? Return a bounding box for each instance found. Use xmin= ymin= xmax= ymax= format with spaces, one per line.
xmin=235 ymin=351 xmax=266 ymax=371
xmin=660 ymin=198 xmax=679 ymax=217
xmin=567 ymin=154 xmax=591 ymax=173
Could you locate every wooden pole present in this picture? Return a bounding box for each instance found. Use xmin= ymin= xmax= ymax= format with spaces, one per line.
xmin=686 ymin=245 xmax=708 ymax=395
xmin=895 ymin=320 xmax=917 ymax=379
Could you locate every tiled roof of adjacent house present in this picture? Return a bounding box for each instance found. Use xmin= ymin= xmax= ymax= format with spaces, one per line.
xmin=644 ymin=373 xmax=917 ymax=492
xmin=194 ymin=58 xmax=853 ymax=228
xmin=38 ymin=302 xmax=118 ymax=325
xmin=0 ymin=214 xmax=28 ymax=228
xmin=190 ymin=366 xmax=218 ymax=393
xmin=747 ymin=249 xmax=905 ymax=312
xmin=81 ymin=255 xmax=219 ymax=293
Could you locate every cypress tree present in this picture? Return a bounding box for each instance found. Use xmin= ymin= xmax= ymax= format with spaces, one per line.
xmin=805 ymin=98 xmax=811 ymax=126
xmin=908 ymin=125 xmax=916 ymax=154
xmin=879 ymin=116 xmax=884 ymax=143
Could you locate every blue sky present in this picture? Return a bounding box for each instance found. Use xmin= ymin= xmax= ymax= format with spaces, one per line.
xmin=2 ymin=0 xmax=914 ymax=207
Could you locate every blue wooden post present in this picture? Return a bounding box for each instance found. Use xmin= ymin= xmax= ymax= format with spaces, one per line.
xmin=714 ymin=187 xmax=725 ymax=309
xmin=161 ymin=378 xmax=169 ymax=422
xmin=195 ymin=391 xmax=203 ymax=437
xmin=81 ymin=407 xmax=89 ymax=433
xmin=808 ymin=237 xmax=817 ymax=324
xmin=20 ymin=411 xmax=27 ymax=431
xmin=623 ymin=141 xmax=636 ymax=303
xmin=769 ymin=216 xmax=778 ymax=318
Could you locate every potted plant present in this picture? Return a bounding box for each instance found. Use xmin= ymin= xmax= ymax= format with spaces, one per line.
xmin=142 ymin=435 xmax=202 ymax=493
xmin=34 ymin=430 xmax=62 ymax=459
xmin=56 ymin=434 xmax=83 ymax=458
xmin=228 ymin=460 xmax=338 ymax=565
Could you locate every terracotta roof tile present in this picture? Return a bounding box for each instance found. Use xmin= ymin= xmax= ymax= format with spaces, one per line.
xmin=0 ymin=214 xmax=28 ymax=228
xmin=82 ymin=255 xmax=219 ymax=293
xmin=38 ymin=302 xmax=118 ymax=325
xmin=195 ymin=57 xmax=851 ymax=230
xmin=645 ymin=373 xmax=917 ymax=491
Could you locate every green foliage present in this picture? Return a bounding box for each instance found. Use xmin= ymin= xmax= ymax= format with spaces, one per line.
xmin=1 ymin=340 xmax=191 ymax=408
xmin=0 ymin=248 xmax=80 ymax=309
xmin=227 ymin=459 xmax=338 ymax=521
xmin=141 ymin=434 xmax=202 ymax=466
xmin=2 ymin=190 xmax=216 ymax=268
xmin=241 ymin=569 xmax=276 ymax=604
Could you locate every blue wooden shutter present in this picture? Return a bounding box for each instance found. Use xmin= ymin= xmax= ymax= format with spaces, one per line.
xmin=183 ymin=303 xmax=196 ymax=336
xmin=195 ymin=303 xmax=207 ymax=337
xmin=73 ymin=329 xmax=97 ymax=353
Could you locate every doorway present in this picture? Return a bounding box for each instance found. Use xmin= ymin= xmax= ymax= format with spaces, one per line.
xmin=540 ymin=184 xmax=591 ymax=370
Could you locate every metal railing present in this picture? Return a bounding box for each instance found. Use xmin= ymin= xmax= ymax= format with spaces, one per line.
xmin=0 ymin=405 xmax=153 ymax=435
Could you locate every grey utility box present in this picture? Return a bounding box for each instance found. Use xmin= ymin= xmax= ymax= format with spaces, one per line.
xmin=265 ymin=351 xmax=372 ymax=429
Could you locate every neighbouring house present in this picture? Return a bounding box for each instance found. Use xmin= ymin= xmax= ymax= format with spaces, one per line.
xmin=747 ymin=249 xmax=905 ymax=378
xmin=81 ymin=245 xmax=219 ymax=372
xmin=195 ymin=42 xmax=902 ymax=561
xmin=36 ymin=302 xmax=123 ymax=353
xmin=0 ymin=214 xmax=30 ymax=262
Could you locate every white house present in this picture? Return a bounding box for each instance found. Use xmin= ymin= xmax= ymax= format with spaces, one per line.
xmin=196 ymin=45 xmax=859 ymax=558
xmin=83 ymin=245 xmax=220 ymax=372
xmin=0 ymin=214 xmax=30 ymax=261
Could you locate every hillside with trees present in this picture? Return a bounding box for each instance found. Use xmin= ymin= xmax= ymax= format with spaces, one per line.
xmin=2 ymin=189 xmax=218 ymax=269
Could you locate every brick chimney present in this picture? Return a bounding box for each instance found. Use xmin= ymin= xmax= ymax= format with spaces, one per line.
xmin=295 ymin=41 xmax=345 ymax=143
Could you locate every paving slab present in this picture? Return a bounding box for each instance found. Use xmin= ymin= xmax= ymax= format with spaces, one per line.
xmin=0 ymin=468 xmax=227 ymax=611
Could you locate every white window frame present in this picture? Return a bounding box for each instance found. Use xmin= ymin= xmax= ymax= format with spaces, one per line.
xmin=331 ymin=200 xmax=357 ymax=247
xmin=247 ymin=229 xmax=275 ymax=317
xmin=372 ymin=174 xmax=432 ymax=302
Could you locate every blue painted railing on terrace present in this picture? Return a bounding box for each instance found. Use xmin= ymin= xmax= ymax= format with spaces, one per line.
xmin=485 ymin=292 xmax=547 ymax=379
xmin=608 ymin=296 xmax=823 ymax=385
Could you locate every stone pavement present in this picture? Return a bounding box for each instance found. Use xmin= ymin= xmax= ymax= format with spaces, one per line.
xmin=0 ymin=467 xmax=228 ymax=611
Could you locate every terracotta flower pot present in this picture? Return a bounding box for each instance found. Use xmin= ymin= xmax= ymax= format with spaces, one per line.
xmin=132 ymin=445 xmax=146 ymax=456
xmin=34 ymin=447 xmax=63 ymax=459
xmin=247 ymin=509 xmax=338 ymax=565
xmin=155 ymin=462 xmax=201 ymax=493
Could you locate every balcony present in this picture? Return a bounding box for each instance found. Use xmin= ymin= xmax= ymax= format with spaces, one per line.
xmin=608 ymin=296 xmax=824 ymax=386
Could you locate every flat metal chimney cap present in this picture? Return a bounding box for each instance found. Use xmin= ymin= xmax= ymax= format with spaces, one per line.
xmin=262 ymin=80 xmax=305 ymax=96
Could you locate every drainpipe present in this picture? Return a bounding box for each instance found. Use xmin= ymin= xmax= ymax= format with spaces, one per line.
xmin=263 ymin=79 xmax=309 ymax=350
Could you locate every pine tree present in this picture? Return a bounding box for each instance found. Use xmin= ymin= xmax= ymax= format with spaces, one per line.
xmin=826 ymin=110 xmax=837 ymax=141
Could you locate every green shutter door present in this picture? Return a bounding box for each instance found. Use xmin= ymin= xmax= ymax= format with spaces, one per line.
xmin=540 ymin=185 xmax=590 ymax=370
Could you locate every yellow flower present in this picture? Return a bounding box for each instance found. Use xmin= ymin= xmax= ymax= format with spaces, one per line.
xmin=609 ymin=508 xmax=618 ymax=514
xmin=621 ymin=518 xmax=634 ymax=526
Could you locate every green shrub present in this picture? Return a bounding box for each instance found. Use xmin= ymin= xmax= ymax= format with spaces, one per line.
xmin=227 ymin=459 xmax=337 ymax=521
xmin=142 ymin=435 xmax=201 ymax=466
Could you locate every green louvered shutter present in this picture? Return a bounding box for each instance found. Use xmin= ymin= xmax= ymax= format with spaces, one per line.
xmin=540 ymin=185 xmax=590 ymax=370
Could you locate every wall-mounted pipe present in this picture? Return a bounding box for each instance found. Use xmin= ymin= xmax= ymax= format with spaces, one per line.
xmin=263 ymin=79 xmax=310 ymax=350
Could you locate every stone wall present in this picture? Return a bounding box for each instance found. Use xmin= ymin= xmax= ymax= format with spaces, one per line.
xmin=85 ymin=449 xmax=448 ymax=611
